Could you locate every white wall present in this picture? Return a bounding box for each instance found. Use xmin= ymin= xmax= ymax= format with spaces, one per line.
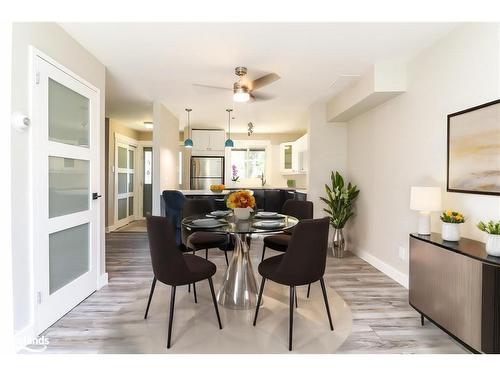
xmin=10 ymin=23 xmax=106 ymax=334
xmin=152 ymin=102 xmax=179 ymax=214
xmin=307 ymin=102 xmax=348 ymax=218
xmin=346 ymin=23 xmax=500 ymax=284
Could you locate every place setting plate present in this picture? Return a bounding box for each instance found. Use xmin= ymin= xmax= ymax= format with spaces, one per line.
xmin=206 ymin=210 xmax=232 ymax=218
xmin=188 ymin=218 xmax=227 ymax=228
xmin=252 ymin=220 xmax=286 ymax=229
xmin=253 ymin=211 xmax=285 ymax=220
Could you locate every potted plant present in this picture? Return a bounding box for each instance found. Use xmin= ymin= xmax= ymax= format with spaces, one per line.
xmin=231 ymin=165 xmax=240 ymax=184
xmin=440 ymin=210 xmax=465 ymax=241
xmin=226 ymin=190 xmax=255 ymax=220
xmin=320 ymin=171 xmax=360 ymax=258
xmin=477 ymin=220 xmax=500 ymax=257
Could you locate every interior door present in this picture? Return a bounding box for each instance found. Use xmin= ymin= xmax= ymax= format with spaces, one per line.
xmin=143 ymin=147 xmax=153 ymax=217
xmin=115 ymin=142 xmax=136 ymax=227
xmin=32 ymin=54 xmax=100 ymax=334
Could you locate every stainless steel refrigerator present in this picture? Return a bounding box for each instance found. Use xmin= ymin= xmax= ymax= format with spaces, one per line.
xmin=190 ymin=156 xmax=225 ymax=190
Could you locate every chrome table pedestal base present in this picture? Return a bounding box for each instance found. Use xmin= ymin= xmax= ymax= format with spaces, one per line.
xmin=217 ymin=233 xmax=260 ymax=309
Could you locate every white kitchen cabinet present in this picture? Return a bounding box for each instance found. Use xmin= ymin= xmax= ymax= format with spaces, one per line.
xmin=191 ymin=129 xmax=226 ymax=156
xmin=280 ymin=133 xmax=308 ymax=174
xmin=280 ymin=142 xmax=294 ymax=174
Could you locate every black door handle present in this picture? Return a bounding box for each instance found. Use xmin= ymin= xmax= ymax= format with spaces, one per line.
xmin=92 ymin=193 xmax=102 ymax=200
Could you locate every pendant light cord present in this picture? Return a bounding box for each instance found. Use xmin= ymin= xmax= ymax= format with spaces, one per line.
xmin=226 ymin=108 xmax=232 ymax=138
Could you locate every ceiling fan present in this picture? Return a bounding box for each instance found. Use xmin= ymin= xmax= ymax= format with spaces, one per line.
xmin=193 ymin=66 xmax=280 ymax=103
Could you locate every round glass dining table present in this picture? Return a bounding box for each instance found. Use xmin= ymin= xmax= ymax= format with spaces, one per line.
xmin=181 ymin=213 xmax=298 ymax=310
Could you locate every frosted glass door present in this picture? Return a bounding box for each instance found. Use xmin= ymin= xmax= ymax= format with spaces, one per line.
xmin=33 ymin=53 xmax=100 ymax=334
xmin=115 ymin=141 xmax=136 ymax=227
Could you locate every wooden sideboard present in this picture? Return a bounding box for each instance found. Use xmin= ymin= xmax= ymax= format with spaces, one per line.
xmin=409 ymin=233 xmax=500 ymax=353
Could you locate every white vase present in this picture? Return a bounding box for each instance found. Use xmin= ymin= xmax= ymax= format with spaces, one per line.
xmin=441 ymin=222 xmax=461 ymax=241
xmin=486 ymin=234 xmax=500 ymax=257
xmin=233 ymin=207 xmax=253 ymax=220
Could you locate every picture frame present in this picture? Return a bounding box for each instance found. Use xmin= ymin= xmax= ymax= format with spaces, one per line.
xmin=447 ymin=99 xmax=500 ymax=196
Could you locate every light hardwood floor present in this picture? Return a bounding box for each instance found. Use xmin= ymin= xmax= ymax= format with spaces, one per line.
xmin=38 ymin=232 xmax=468 ymax=354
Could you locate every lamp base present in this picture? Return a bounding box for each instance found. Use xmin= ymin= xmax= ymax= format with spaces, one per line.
xmin=418 ymin=211 xmax=431 ymax=235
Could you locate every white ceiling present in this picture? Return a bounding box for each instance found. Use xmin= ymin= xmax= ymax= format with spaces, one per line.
xmin=60 ymin=23 xmax=457 ymax=133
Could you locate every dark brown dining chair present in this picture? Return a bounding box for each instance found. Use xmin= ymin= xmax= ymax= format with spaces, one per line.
xmin=144 ymin=216 xmax=222 ymax=349
xmin=261 ymin=200 xmax=314 ymax=297
xmin=261 ymin=200 xmax=313 ymax=260
xmin=182 ymin=199 xmax=233 ymax=265
xmin=253 ymin=217 xmax=333 ymax=351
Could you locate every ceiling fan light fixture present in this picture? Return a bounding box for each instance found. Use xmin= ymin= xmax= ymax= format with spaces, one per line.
xmin=143 ymin=121 xmax=154 ymax=130
xmin=233 ymin=83 xmax=250 ymax=103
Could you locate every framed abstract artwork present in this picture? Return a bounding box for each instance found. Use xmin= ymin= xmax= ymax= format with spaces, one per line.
xmin=447 ymin=99 xmax=500 ymax=196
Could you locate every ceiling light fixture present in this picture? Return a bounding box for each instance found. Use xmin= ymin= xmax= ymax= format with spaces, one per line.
xmin=233 ymin=82 xmax=250 ymax=103
xmin=143 ymin=121 xmax=154 ymax=130
xmin=225 ymin=109 xmax=234 ymax=148
xmin=184 ymin=108 xmax=193 ymax=148
xmin=247 ymin=122 xmax=254 ymax=136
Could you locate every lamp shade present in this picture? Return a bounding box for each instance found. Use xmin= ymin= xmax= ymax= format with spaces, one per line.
xmin=225 ymin=138 xmax=234 ymax=148
xmin=410 ymin=186 xmax=441 ymax=212
xmin=184 ymin=138 xmax=193 ymax=148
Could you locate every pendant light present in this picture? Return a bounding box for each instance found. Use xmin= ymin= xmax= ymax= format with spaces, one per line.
xmin=184 ymin=108 xmax=193 ymax=148
xmin=225 ymin=108 xmax=234 ymax=148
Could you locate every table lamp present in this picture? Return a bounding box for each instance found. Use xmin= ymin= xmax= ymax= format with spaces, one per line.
xmin=410 ymin=186 xmax=441 ymax=235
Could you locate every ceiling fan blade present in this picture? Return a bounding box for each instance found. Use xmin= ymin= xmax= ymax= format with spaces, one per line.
xmin=249 ymin=73 xmax=280 ymax=90
xmin=249 ymin=92 xmax=274 ymax=101
xmin=192 ymin=83 xmax=232 ymax=91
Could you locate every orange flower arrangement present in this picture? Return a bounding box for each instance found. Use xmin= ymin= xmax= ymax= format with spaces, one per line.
xmin=226 ymin=190 xmax=255 ymax=209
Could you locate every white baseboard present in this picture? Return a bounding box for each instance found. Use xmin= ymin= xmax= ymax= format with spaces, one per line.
xmin=105 ymin=223 xmax=119 ymax=233
xmin=97 ymin=272 xmax=108 ymax=289
xmin=351 ymin=248 xmax=409 ymax=289
xmin=14 ymin=324 xmax=36 ymax=352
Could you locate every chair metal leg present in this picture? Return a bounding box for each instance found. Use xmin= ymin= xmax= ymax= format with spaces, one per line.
xmin=205 ymin=248 xmax=208 ymax=260
xmin=167 ymin=286 xmax=176 ymax=349
xmin=261 ymin=244 xmax=266 ymax=262
xmin=208 ymin=277 xmax=222 ymax=329
xmin=224 ymin=250 xmax=229 ymax=266
xmin=289 ymin=286 xmax=295 ymax=351
xmin=188 ymin=284 xmax=191 ymax=293
xmin=319 ymin=278 xmax=334 ymax=331
xmin=295 ymin=288 xmax=298 ymax=308
xmin=144 ymin=277 xmax=157 ymax=319
xmin=193 ymin=283 xmax=197 ymax=303
xmin=253 ymin=277 xmax=266 ymax=326
xmin=307 ymin=283 xmax=311 ymax=298
xmin=421 ymin=314 xmax=425 ymax=326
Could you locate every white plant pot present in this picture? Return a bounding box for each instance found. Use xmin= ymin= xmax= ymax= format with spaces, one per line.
xmin=233 ymin=207 xmax=253 ymax=221
xmin=441 ymin=222 xmax=461 ymax=241
xmin=486 ymin=234 xmax=500 ymax=257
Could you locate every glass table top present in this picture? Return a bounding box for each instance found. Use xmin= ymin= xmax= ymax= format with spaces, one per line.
xmin=181 ymin=213 xmax=299 ymax=234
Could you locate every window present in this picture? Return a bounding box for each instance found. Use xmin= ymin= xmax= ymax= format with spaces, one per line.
xmin=231 ymin=148 xmax=266 ymax=179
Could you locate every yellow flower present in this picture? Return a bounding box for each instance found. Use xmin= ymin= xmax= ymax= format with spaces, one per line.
xmin=226 ymin=190 xmax=255 ymax=209
xmin=445 ymin=210 xmax=452 ymax=217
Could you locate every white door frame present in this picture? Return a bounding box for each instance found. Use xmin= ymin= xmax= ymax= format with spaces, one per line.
xmin=30 ymin=47 xmax=101 ymax=334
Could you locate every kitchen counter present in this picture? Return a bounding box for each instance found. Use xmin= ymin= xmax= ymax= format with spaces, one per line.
xmin=166 ymin=188 xmax=308 ymax=213
xmin=178 ymin=189 xmax=230 ymax=196
xmin=178 ymin=187 xmax=308 ymax=195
